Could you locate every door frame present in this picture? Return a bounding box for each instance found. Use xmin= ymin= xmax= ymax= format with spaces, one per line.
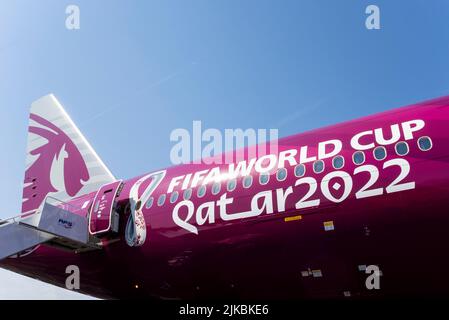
xmin=88 ymin=180 xmax=123 ymax=235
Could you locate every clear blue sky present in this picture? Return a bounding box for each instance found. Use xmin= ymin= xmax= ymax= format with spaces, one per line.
xmin=1 ymin=0 xmax=449 ymax=299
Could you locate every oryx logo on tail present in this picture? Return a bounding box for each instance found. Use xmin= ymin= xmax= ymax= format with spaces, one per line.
xmin=22 ymin=113 xmax=89 ymax=213
xmin=21 ymin=94 xmax=116 ymax=214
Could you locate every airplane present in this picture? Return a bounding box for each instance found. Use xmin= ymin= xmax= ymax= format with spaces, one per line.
xmin=0 ymin=93 xmax=448 ymax=299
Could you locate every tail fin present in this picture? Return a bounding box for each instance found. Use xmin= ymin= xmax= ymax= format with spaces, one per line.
xmin=22 ymin=94 xmax=115 ymax=214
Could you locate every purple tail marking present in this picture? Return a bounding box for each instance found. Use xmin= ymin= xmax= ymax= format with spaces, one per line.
xmin=22 ymin=114 xmax=90 ymax=214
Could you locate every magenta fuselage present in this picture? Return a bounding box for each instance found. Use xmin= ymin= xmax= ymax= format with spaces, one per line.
xmin=2 ymin=96 xmax=449 ymax=299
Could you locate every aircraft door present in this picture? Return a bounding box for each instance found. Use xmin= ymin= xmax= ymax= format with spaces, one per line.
xmin=89 ymin=180 xmax=123 ymax=236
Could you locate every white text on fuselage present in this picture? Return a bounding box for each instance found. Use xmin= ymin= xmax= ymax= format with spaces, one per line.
xmin=169 ymin=119 xmax=425 ymax=234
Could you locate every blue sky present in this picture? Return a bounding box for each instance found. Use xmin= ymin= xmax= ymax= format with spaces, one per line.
xmin=1 ymin=0 xmax=449 ymax=299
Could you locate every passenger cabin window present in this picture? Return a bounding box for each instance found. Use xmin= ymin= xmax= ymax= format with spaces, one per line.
xmin=243 ymin=175 xmax=253 ymax=188
xmin=395 ymin=141 xmax=409 ymax=156
xmin=212 ymin=182 xmax=221 ymax=195
xmin=259 ymin=173 xmax=270 ymax=185
xmin=373 ymin=146 xmax=387 ymax=161
xmin=276 ymin=168 xmax=287 ymax=181
xmin=227 ymin=179 xmax=237 ymax=192
xmin=294 ymin=164 xmax=306 ymax=177
xmin=313 ymin=160 xmax=324 ymax=174
xmin=197 ymin=185 xmax=206 ymax=198
xmin=183 ymin=188 xmax=192 ymax=201
xmin=353 ymin=151 xmax=365 ymax=165
xmin=170 ymin=191 xmax=178 ymax=204
xmin=332 ymin=156 xmax=344 ymax=169
xmin=418 ymin=136 xmax=432 ymax=151
xmin=157 ymin=194 xmax=166 ymax=206
xmin=145 ymin=197 xmax=154 ymax=209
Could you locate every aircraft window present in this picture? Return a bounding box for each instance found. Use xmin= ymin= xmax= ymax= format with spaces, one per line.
xmin=313 ymin=160 xmax=325 ymax=174
xmin=212 ymin=182 xmax=221 ymax=195
xmin=183 ymin=188 xmax=192 ymax=201
xmin=145 ymin=197 xmax=154 ymax=209
xmin=243 ymin=175 xmax=253 ymax=188
xmin=332 ymin=156 xmax=345 ymax=169
xmin=157 ymin=194 xmax=166 ymax=206
xmin=373 ymin=146 xmax=387 ymax=161
xmin=418 ymin=136 xmax=432 ymax=151
xmin=227 ymin=179 xmax=237 ymax=192
xmin=197 ymin=185 xmax=206 ymax=198
xmin=276 ymin=168 xmax=287 ymax=181
xmin=170 ymin=191 xmax=179 ymax=204
xmin=259 ymin=172 xmax=270 ymax=185
xmin=395 ymin=141 xmax=409 ymax=156
xmin=353 ymin=151 xmax=365 ymax=165
xmin=81 ymin=200 xmax=90 ymax=209
xmin=294 ymin=164 xmax=306 ymax=177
